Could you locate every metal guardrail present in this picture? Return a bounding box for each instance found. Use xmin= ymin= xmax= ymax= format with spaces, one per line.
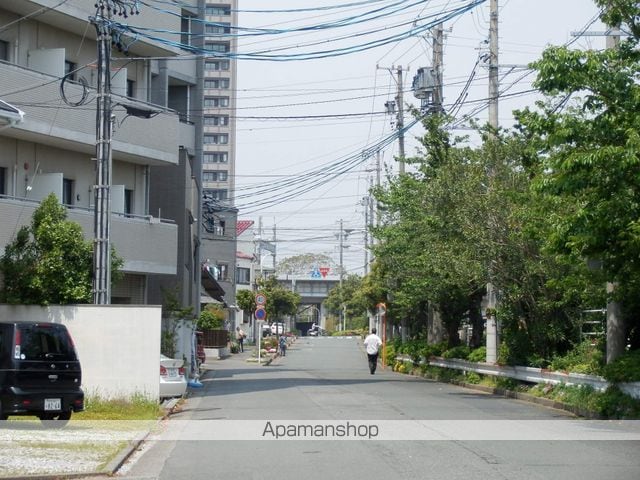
xmin=395 ymin=355 xmax=640 ymax=399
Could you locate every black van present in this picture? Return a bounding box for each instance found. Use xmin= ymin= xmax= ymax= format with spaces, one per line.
xmin=0 ymin=321 xmax=84 ymax=421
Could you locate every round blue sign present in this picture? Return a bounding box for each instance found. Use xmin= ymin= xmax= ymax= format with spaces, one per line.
xmin=255 ymin=307 xmax=267 ymax=320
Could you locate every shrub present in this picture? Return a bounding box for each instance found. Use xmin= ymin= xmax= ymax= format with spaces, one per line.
xmin=198 ymin=306 xmax=225 ymax=330
xmin=602 ymin=349 xmax=640 ymax=383
xmin=464 ymin=372 xmax=482 ymax=384
xmin=384 ymin=344 xmax=396 ymax=366
xmin=549 ymin=340 xmax=604 ymax=375
xmin=442 ymin=345 xmax=471 ymax=360
xmin=468 ymin=346 xmax=486 ymax=363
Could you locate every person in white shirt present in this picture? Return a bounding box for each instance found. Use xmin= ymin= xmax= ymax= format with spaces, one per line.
xmin=363 ymin=328 xmax=383 ymax=374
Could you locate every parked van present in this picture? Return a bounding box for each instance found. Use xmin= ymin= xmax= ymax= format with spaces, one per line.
xmin=0 ymin=321 xmax=84 ymax=421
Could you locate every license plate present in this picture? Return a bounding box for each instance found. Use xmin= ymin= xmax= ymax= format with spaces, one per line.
xmin=167 ymin=368 xmax=178 ymax=378
xmin=44 ymin=398 xmax=61 ymax=411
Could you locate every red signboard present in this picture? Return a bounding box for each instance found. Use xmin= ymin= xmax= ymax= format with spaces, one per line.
xmin=319 ymin=267 xmax=330 ymax=278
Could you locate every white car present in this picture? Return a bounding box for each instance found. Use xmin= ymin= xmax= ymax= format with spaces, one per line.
xmin=159 ymin=354 xmax=187 ymax=399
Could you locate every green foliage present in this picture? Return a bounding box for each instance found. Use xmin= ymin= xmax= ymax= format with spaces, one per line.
xmin=468 ymin=346 xmax=487 ymax=363
xmin=236 ymin=289 xmax=255 ymax=312
xmin=442 ymin=345 xmax=471 ymax=360
xmin=549 ymin=340 xmax=605 ymax=375
xmin=197 ymin=305 xmax=225 ymax=330
xmin=0 ymin=194 xmax=122 ymax=305
xmin=383 ymin=344 xmax=396 ymax=366
xmin=464 ymin=372 xmax=482 ymax=384
xmin=602 ymin=349 xmax=640 ymax=383
xmin=256 ymin=277 xmax=300 ymax=320
xmin=161 ymin=287 xmax=194 ymax=358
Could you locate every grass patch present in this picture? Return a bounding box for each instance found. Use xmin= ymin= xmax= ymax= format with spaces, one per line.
xmin=74 ymin=394 xmax=164 ymax=421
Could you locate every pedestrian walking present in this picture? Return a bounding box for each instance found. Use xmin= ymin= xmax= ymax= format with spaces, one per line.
xmin=279 ymin=335 xmax=287 ymax=356
xmin=363 ymin=328 xmax=383 ymax=374
xmin=235 ymin=326 xmax=246 ymax=353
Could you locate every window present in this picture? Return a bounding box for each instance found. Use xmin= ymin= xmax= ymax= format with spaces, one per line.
xmin=205 ymin=60 xmax=230 ymax=71
xmin=205 ymin=42 xmax=230 ymax=53
xmin=206 ymin=4 xmax=231 ymax=16
xmin=204 ymin=96 xmax=229 ymax=108
xmin=216 ymin=263 xmax=229 ymax=281
xmin=236 ymin=267 xmax=251 ymax=285
xmin=203 ymin=170 xmax=228 ymax=182
xmin=126 ymin=79 xmax=135 ymax=98
xmin=62 ymin=178 xmax=74 ymax=205
xmin=204 ymin=115 xmax=229 ymax=126
xmin=125 ymin=189 xmax=133 ymax=215
xmin=204 ymin=78 xmax=230 ymax=89
xmin=0 ymin=167 xmax=6 ymax=195
xmin=204 ymin=188 xmax=228 ymax=200
xmin=205 ymin=23 xmax=231 ymax=35
xmin=181 ymin=12 xmax=195 ymax=46
xmin=0 ymin=40 xmax=9 ymax=62
xmin=203 ymin=152 xmax=228 ymax=164
xmin=204 ymin=134 xmax=229 ymax=145
xmin=64 ymin=60 xmax=77 ymax=81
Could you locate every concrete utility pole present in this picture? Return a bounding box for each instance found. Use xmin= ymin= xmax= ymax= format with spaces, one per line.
xmin=433 ymin=24 xmax=444 ymax=112
xmin=91 ymin=3 xmax=115 ymax=305
xmin=339 ymin=218 xmax=344 ymax=331
xmin=488 ymin=0 xmax=499 ymax=130
xmin=485 ymin=0 xmax=499 ymax=362
xmin=396 ymin=66 xmax=406 ymax=174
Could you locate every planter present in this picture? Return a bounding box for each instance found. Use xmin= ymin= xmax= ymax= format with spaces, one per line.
xmin=201 ymin=329 xmax=229 ymax=348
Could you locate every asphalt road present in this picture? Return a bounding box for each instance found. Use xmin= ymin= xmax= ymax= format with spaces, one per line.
xmin=117 ymin=336 xmax=640 ymax=480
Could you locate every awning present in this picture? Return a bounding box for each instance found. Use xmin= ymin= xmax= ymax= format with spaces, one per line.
xmin=201 ymin=264 xmax=225 ymax=303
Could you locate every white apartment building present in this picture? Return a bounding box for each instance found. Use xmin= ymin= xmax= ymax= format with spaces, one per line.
xmin=0 ymin=1 xmax=204 ymax=304
xmin=202 ymin=2 xmax=238 ymax=203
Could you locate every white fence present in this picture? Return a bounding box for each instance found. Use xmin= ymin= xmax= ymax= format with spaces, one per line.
xmin=0 ymin=304 xmax=161 ymax=400
xmin=396 ymin=355 xmax=640 ymax=399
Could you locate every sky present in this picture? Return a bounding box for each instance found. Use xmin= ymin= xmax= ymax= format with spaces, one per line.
xmin=232 ymin=0 xmax=606 ymax=276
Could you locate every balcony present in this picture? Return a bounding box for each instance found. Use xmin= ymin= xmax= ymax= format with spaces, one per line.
xmin=0 ymin=62 xmax=180 ymax=166
xmin=0 ymin=196 xmax=177 ymax=276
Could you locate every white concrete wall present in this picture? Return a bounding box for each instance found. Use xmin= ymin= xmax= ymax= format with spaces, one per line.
xmin=0 ymin=304 xmax=161 ymax=400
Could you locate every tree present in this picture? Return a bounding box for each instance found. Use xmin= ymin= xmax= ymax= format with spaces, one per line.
xmin=0 ymin=193 xmax=123 ymax=305
xmin=515 ymin=1 xmax=640 ymax=361
xmin=324 ymin=274 xmax=369 ymax=329
xmin=256 ymin=276 xmax=300 ymax=320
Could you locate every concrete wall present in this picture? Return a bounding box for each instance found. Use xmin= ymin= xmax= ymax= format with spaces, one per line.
xmin=0 ymin=304 xmax=161 ymax=400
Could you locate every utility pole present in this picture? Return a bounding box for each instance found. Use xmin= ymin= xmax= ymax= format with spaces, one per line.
xmin=339 ymin=218 xmax=344 ymax=331
xmin=396 ymin=66 xmax=406 ymax=174
xmin=485 ymin=0 xmax=499 ymax=362
xmin=272 ymin=223 xmax=277 ymax=271
xmin=363 ymin=195 xmax=369 ymax=276
xmin=91 ymin=3 xmax=114 ymax=305
xmin=380 ymin=66 xmax=407 ymax=174
xmin=488 ymin=0 xmax=499 ymax=131
xmin=433 ymin=24 xmax=444 ymax=112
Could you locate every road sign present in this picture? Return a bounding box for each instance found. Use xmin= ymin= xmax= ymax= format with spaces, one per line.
xmin=255 ymin=293 xmax=267 ymax=306
xmin=255 ymin=307 xmax=267 ymax=321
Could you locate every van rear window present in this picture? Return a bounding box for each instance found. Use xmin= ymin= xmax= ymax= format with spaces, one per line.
xmin=17 ymin=325 xmax=76 ymax=361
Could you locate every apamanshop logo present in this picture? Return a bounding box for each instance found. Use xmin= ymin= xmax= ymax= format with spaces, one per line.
xmin=262 ymin=421 xmax=379 ymax=440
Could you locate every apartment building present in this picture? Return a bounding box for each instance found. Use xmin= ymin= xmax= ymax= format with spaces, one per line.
xmin=0 ymin=1 xmax=197 ymax=304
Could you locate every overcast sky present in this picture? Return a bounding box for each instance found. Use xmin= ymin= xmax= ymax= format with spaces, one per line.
xmin=233 ymin=0 xmax=605 ymax=275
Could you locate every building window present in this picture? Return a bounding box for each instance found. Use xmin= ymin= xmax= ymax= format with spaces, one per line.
xmin=204 ymin=134 xmax=229 ymax=145
xmin=0 ymin=167 xmax=6 ymax=195
xmin=204 ymin=96 xmax=229 ymax=107
xmin=181 ymin=11 xmax=195 ymax=46
xmin=62 ymin=178 xmax=74 ymax=205
xmin=203 ymin=152 xmax=228 ymax=164
xmin=204 ymin=114 xmax=229 ymax=126
xmin=205 ymin=23 xmax=231 ymax=35
xmin=0 ymin=40 xmax=9 ymax=62
xmin=204 ymin=188 xmax=228 ymax=200
xmin=205 ymin=60 xmax=230 ymax=71
xmin=205 ymin=42 xmax=230 ymax=53
xmin=204 ymin=78 xmax=230 ymax=90
xmin=203 ymin=170 xmax=228 ymax=182
xmin=126 ymin=79 xmax=135 ymax=98
xmin=125 ymin=189 xmax=133 ymax=215
xmin=206 ymin=4 xmax=231 ymax=16
xmin=64 ymin=60 xmax=77 ymax=81
xmin=236 ymin=267 xmax=251 ymax=285
xmin=216 ymin=263 xmax=228 ymax=280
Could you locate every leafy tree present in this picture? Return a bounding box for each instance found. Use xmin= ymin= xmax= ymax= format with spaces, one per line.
xmin=515 ymin=1 xmax=640 ymax=360
xmin=256 ymin=276 xmax=300 ymax=320
xmin=324 ymin=274 xmax=369 ymax=329
xmin=0 ymin=193 xmax=123 ymax=305
xmin=236 ymin=289 xmax=256 ymax=313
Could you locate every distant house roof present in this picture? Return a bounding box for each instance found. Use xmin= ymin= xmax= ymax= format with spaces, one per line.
xmin=236 ymin=220 xmax=254 ymax=236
